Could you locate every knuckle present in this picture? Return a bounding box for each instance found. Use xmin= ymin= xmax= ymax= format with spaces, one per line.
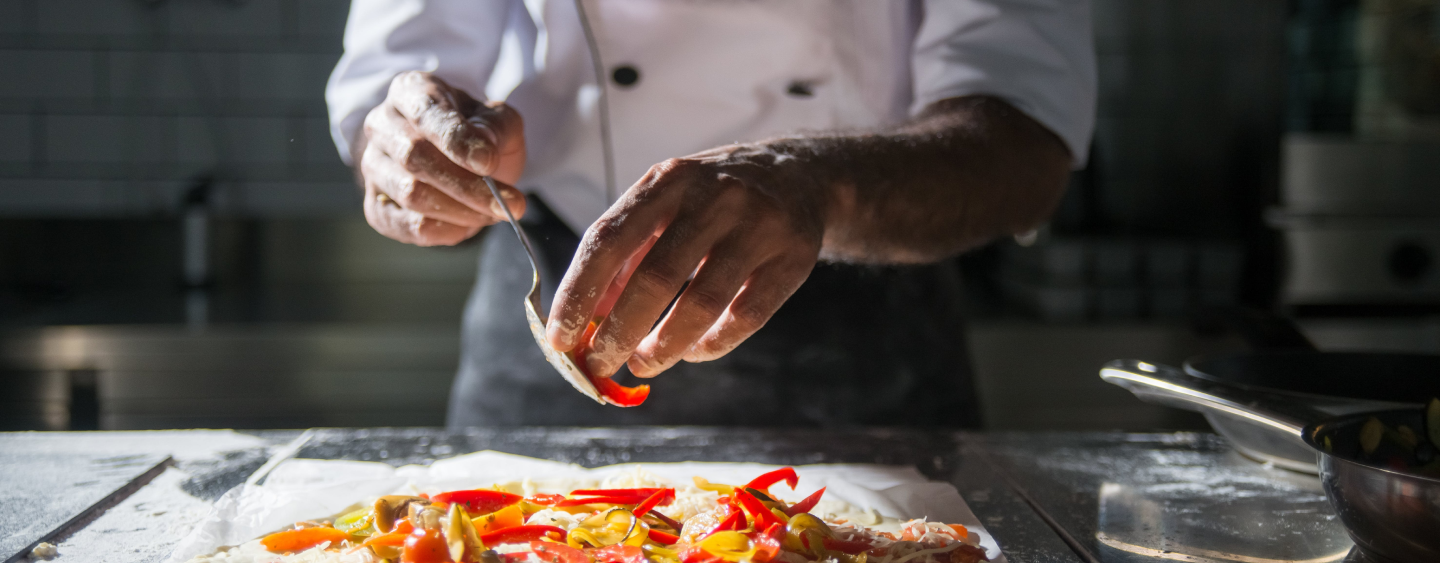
xmin=675 ymin=158 xmax=708 ymax=178
xmin=648 ymin=158 xmax=689 ymax=181
xmin=397 ymin=137 xmax=428 ymax=170
xmin=443 ymin=120 xmax=484 ymax=154
xmin=412 ymin=220 xmax=446 ymax=244
xmin=728 ymin=301 xmax=770 ymax=332
xmin=631 ymin=264 xmax=682 ymax=298
xmin=750 ymin=211 xmax=791 ymax=235
xmin=362 ymin=108 xmax=385 ymax=136
xmin=365 ymin=206 xmax=408 ymax=243
xmin=689 ymin=337 xmax=729 ymax=360
xmin=710 ymin=182 xmax=749 ymax=210
xmin=587 ymin=217 xmax=624 ymax=244
xmin=389 ymin=71 xmax=429 ymax=98
xmin=393 ymin=177 xmax=424 ymax=207
xmin=359 ymin=149 xmax=382 ymax=176
xmin=682 ymin=288 xmax=729 ymax=320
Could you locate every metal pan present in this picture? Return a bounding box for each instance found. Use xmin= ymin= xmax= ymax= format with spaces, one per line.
xmin=1185 ymin=351 xmax=1440 ymax=408
xmin=1167 ymin=308 xmax=1440 ymax=472
xmin=1102 ymin=359 xmax=1440 ymax=563
xmin=1175 ymin=351 xmax=1440 ymax=472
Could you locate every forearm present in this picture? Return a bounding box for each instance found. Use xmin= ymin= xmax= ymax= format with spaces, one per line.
xmin=739 ymin=96 xmax=1073 ymax=264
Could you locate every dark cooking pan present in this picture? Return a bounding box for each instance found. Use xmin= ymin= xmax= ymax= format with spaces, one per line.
xmin=1103 ymin=359 xmax=1440 ymax=563
xmin=1133 ymin=308 xmax=1440 ymax=472
xmin=1176 ymin=351 xmax=1440 ymax=472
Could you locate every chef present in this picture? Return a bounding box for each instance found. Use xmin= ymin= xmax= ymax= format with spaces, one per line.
xmin=327 ymin=0 xmax=1095 ymax=427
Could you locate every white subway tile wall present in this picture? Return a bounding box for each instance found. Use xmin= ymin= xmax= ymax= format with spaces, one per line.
xmin=1 ymin=0 xmax=356 ymax=217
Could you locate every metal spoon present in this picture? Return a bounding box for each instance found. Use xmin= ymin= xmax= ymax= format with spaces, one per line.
xmin=482 ymin=176 xmax=604 ymax=404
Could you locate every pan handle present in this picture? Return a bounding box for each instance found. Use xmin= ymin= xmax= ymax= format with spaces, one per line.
xmin=1100 ymin=359 xmax=1328 ymax=439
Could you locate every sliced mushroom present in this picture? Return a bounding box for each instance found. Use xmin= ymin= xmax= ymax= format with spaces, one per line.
xmin=447 ymin=503 xmax=486 ymax=562
xmin=412 ymin=503 xmax=445 ymax=529
xmin=374 ymin=495 xmax=430 ymax=534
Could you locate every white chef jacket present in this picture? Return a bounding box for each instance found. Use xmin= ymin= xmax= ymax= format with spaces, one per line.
xmin=327 ymin=0 xmax=1095 ymax=235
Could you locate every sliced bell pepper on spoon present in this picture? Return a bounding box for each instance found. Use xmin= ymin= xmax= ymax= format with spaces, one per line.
xmin=570 ymin=321 xmax=650 ymax=407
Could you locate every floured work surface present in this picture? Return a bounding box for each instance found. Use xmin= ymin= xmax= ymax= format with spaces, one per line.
xmin=976 ymin=432 xmax=1354 ymax=563
xmin=0 ymin=431 xmax=278 ymax=563
xmin=0 ymin=435 xmax=169 ymax=561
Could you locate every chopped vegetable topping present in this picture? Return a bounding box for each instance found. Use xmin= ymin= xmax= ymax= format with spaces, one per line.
xmin=260 ymin=527 xmax=350 ymax=552
xmin=249 ymin=467 xmax=988 ymax=563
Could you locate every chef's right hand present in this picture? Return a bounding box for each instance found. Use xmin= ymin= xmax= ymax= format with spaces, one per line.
xmin=356 ymin=71 xmax=527 ymax=246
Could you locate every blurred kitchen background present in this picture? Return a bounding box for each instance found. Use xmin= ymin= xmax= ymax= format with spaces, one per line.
xmin=3 ymin=0 xmax=1438 ymax=432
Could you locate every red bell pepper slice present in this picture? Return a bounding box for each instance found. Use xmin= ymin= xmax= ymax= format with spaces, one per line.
xmin=570 ymin=488 xmax=665 ymax=497
xmin=784 ymin=487 xmax=826 ymax=516
xmin=732 ymin=489 xmax=783 ymax=532
xmin=647 ymin=529 xmax=680 ymax=545
xmin=679 ymin=546 xmax=722 ymax=563
xmin=588 ymin=545 xmax=648 ymax=563
xmin=591 ymin=373 xmax=650 ymax=407
xmin=632 ymin=488 xmax=676 ymax=517
xmin=570 ymin=322 xmax=650 ymax=407
xmin=744 ymin=468 xmax=799 ymax=493
xmin=528 ymin=493 xmax=566 ymax=506
xmin=749 ymin=524 xmax=786 ymax=563
xmin=555 ymin=495 xmax=650 ymax=507
xmin=702 ymin=508 xmax=745 ymax=539
xmin=479 ymin=525 xmax=567 ymax=545
xmin=431 ymin=490 xmax=523 ymax=515
xmin=531 ymin=541 xmax=590 ymax=563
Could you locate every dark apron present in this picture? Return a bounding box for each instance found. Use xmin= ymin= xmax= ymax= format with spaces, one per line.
xmin=447 ymin=196 xmax=981 ymax=428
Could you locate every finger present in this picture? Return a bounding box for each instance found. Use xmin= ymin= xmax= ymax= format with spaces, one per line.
xmin=627 ymin=236 xmax=757 ymax=378
xmin=388 ymin=71 xmax=516 ymax=178
xmin=681 ymin=257 xmax=813 ymax=363
xmin=368 ymin=106 xmax=526 ymax=221
xmin=593 ymin=233 xmax=660 ymax=320
xmin=362 ymin=144 xmax=493 ymax=228
xmin=582 ymin=212 xmax=731 ymax=378
xmin=481 ymin=99 xmax=528 ymax=186
xmin=547 ymin=161 xmax=691 ymax=351
xmin=363 ymin=187 xmax=479 ymax=246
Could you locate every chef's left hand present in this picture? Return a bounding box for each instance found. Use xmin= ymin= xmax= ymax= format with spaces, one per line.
xmin=546 ymin=146 xmax=827 ymax=379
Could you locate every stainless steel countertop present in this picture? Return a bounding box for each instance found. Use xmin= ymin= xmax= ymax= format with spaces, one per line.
xmin=0 ymin=429 xmax=1367 ymax=563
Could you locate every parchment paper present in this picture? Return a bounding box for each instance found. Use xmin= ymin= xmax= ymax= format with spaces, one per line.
xmin=167 ymin=451 xmax=1004 ymax=563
